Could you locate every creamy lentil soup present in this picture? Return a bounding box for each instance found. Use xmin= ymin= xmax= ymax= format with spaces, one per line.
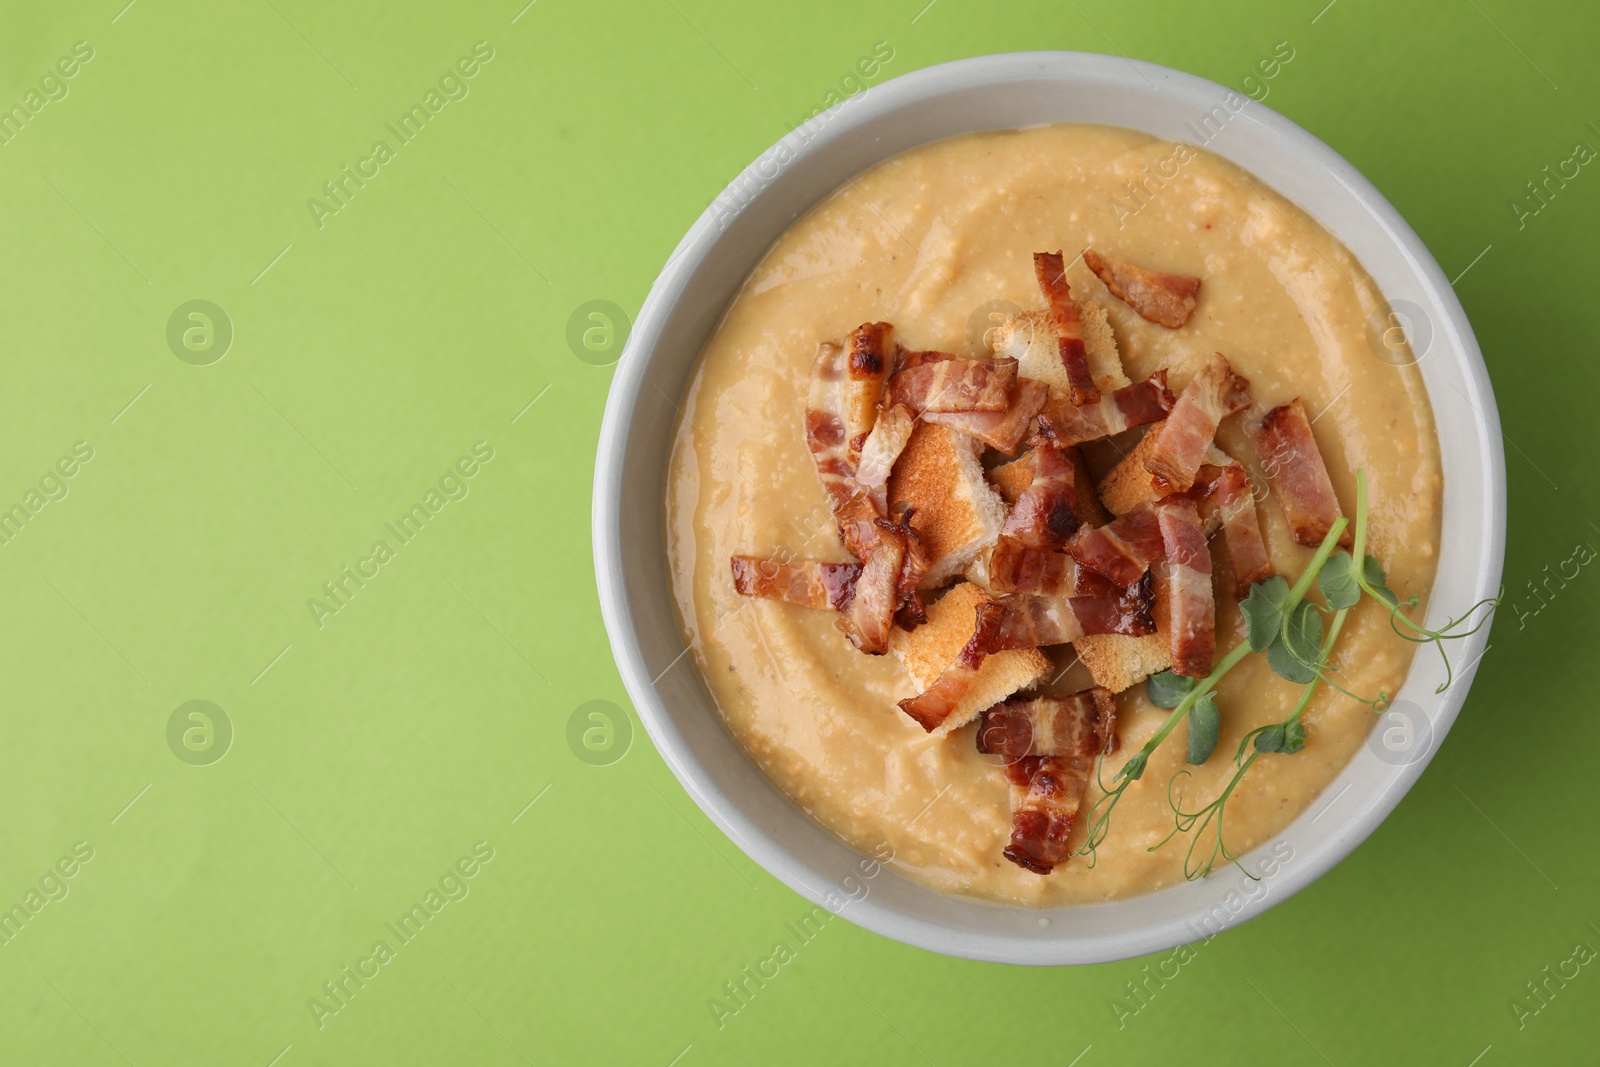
xmin=665 ymin=123 xmax=1439 ymax=906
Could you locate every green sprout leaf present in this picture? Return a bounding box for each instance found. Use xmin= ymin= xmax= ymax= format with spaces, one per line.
xmin=1186 ymin=693 xmax=1220 ymax=765
xmin=1363 ymin=555 xmax=1398 ymax=606
xmin=1318 ymin=551 xmax=1362 ymax=610
xmin=1253 ymin=719 xmax=1306 ymax=755
xmin=1267 ymin=600 xmax=1323 ymax=684
xmin=1147 ymin=670 xmax=1196 ymax=709
xmin=1267 ymin=635 xmax=1314 ymax=684
xmin=1284 ymin=599 xmax=1324 ymax=662
xmin=1242 ymin=575 xmax=1294 ymax=653
xmin=1254 ymin=724 xmax=1286 ymax=753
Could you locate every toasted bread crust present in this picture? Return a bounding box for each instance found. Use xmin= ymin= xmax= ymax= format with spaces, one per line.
xmin=890 ymin=582 xmax=1051 ymax=736
xmin=988 ymin=453 xmax=1035 ymax=504
xmin=991 ymin=311 xmax=1065 ymax=396
xmin=888 ymin=423 xmax=1007 ymax=589
xmin=1097 ymin=421 xmax=1169 ymax=516
xmin=1077 ymin=298 xmax=1132 ymax=392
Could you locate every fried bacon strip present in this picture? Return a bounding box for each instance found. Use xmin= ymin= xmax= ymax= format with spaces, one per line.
xmin=977 ymin=690 xmax=1118 ymax=764
xmin=1002 ymin=755 xmax=1096 ymax=874
xmin=804 ymin=343 xmax=899 ymax=560
xmin=922 ymin=378 xmax=1048 ymax=454
xmin=1185 ymin=463 xmax=1226 ymax=520
xmin=897 ymin=601 xmax=1005 ymax=731
xmin=1038 ymin=371 xmax=1174 ymax=447
xmin=894 ymin=521 xmax=931 ymax=631
xmin=1033 ymin=251 xmax=1100 ymax=405
xmin=805 ymin=341 xmax=865 ymax=517
xmin=1254 ymin=397 xmax=1350 ymax=548
xmin=987 ymin=542 xmax=1120 ymax=598
xmin=835 ymin=518 xmax=906 ymax=655
xmin=843 ymin=322 xmax=894 ymax=465
xmin=985 ymin=441 xmax=1092 ymax=595
xmin=803 ymin=338 xmax=936 ymax=648
xmin=855 ymin=403 xmax=916 ymax=513
xmin=1082 ymin=248 xmax=1201 ymax=329
xmin=731 ymin=556 xmax=860 ymax=611
xmin=1001 ymin=441 xmax=1080 ymax=547
xmin=829 ymin=486 xmax=884 ymax=563
xmin=1115 ymin=457 xmax=1266 ymax=603
xmin=887 ymin=358 xmax=1017 ymax=413
xmin=982 ymin=692 xmax=1121 ymax=875
xmin=1067 ymin=505 xmax=1165 ymax=588
xmin=983 ymin=581 xmax=1156 ymax=651
xmin=1141 ymin=353 xmax=1252 ymax=493
xmin=1156 ymin=498 xmax=1215 ymax=678
xmin=1213 ymin=462 xmax=1274 ymax=597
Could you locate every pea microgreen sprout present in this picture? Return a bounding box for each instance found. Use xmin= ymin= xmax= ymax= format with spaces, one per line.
xmin=1149 ymin=513 xmax=1351 ymax=879
xmin=1076 ymin=643 xmax=1249 ymax=864
xmin=1078 ymin=466 xmax=1498 ymax=878
xmin=1154 ymin=468 xmax=1498 ymax=881
xmin=1075 ymin=513 xmax=1349 ymax=865
xmin=1156 ymin=603 xmax=1352 ymax=880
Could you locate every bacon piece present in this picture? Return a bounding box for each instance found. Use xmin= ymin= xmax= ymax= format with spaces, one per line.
xmin=1174 ymin=460 xmax=1269 ymax=609
xmin=987 ymin=542 xmax=1120 ymax=598
xmin=1067 ymin=504 xmax=1165 ymax=587
xmin=1255 ymin=397 xmax=1350 ymax=548
xmin=1213 ymin=462 xmax=1273 ymax=597
xmin=984 ymin=442 xmax=1094 ymax=595
xmin=1001 ymin=441 xmax=1080 ymax=547
xmin=977 ymin=690 xmax=1119 ymax=762
xmin=843 ymin=322 xmax=894 ymax=465
xmin=922 ymin=378 xmax=1048 ymax=454
xmin=1082 ymin=249 xmax=1201 ymax=329
xmin=805 ymin=342 xmax=898 ymax=561
xmin=982 ymin=582 xmax=1156 ymax=651
xmin=1002 ymin=755 xmax=1095 ymax=874
xmin=1156 ymin=498 xmax=1214 ymax=678
xmin=804 ymin=341 xmax=856 ymax=499
xmin=985 ymin=688 xmax=1123 ymax=876
xmin=887 ymin=358 xmax=1017 ymax=413
xmin=1064 ymin=572 xmax=1157 ymax=641
xmin=731 ymin=556 xmax=860 ymax=611
xmin=828 ymin=492 xmax=882 ymax=563
xmin=855 ymin=403 xmax=916 ymax=514
xmin=1034 ymin=251 xmax=1100 ymax=405
xmin=835 ymin=519 xmax=905 ymax=655
xmin=1141 ymin=353 xmax=1252 ymax=493
xmin=896 ymin=601 xmax=1004 ymax=731
xmin=985 ymin=438 xmax=1088 ymax=591
xmin=1038 ymin=371 xmax=1174 ymax=447
xmin=893 ymin=519 xmax=931 ymax=631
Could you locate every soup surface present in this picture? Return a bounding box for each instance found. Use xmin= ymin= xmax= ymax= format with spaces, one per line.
xmin=665 ymin=123 xmax=1440 ymax=906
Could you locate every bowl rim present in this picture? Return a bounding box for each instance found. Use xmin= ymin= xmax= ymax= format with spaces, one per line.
xmin=593 ymin=50 xmax=1505 ymax=965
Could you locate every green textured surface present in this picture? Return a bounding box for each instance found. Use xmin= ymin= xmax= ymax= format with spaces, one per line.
xmin=0 ymin=0 xmax=1595 ymax=1064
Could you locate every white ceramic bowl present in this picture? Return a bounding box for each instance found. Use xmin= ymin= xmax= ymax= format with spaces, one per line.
xmin=593 ymin=52 xmax=1504 ymax=965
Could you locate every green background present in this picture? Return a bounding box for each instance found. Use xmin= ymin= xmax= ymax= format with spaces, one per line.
xmin=0 ymin=0 xmax=1594 ymax=1063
